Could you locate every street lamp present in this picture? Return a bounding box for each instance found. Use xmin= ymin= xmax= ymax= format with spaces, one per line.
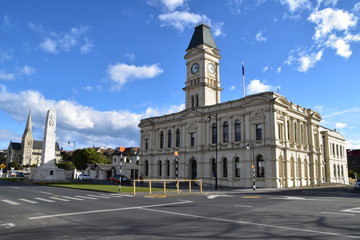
xmin=246 ymin=143 xmax=256 ymax=191
xmin=68 ymin=140 xmax=76 ymax=151
xmin=208 ymin=113 xmax=218 ymax=190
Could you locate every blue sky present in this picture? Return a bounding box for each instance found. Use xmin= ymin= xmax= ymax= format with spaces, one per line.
xmin=1 ymin=0 xmax=360 ymax=151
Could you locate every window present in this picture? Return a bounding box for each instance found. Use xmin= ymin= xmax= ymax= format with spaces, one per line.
xmin=333 ymin=164 xmax=336 ymax=177
xmin=287 ymin=121 xmax=290 ymax=140
xmin=256 ymin=124 xmax=263 ymax=141
xmin=191 ymin=95 xmax=194 ymax=108
xmin=196 ymin=94 xmax=199 ymax=107
xmin=294 ymin=123 xmax=297 ymax=143
xmin=235 ymin=157 xmax=240 ymax=177
xmin=167 ymin=130 xmax=172 ymax=148
xmin=145 ymin=139 xmax=149 ymax=151
xmin=235 ymin=120 xmax=241 ymax=142
xmin=144 ymin=160 xmax=149 ymax=176
xmin=223 ymin=158 xmax=228 ymax=177
xmin=223 ymin=122 xmax=229 ymax=143
xmin=277 ymin=123 xmax=282 ymax=140
xmin=211 ymin=158 xmax=216 ymax=177
xmin=166 ymin=160 xmax=170 ymax=177
xmin=176 ymin=128 xmax=181 ymax=147
xmin=212 ymin=123 xmax=217 ymax=144
xmin=190 ymin=133 xmax=195 ymax=147
xmin=160 ymin=131 xmax=164 ymax=149
xmin=257 ymin=155 xmax=265 ymax=177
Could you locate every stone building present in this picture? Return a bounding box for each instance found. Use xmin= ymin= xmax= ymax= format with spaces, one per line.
xmin=6 ymin=111 xmax=61 ymax=166
xmin=138 ymin=24 xmax=348 ymax=188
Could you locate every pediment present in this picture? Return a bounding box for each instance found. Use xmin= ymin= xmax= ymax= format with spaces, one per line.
xmin=178 ymin=109 xmax=202 ymax=119
xmin=241 ymin=96 xmax=269 ymax=107
xmin=274 ymin=96 xmax=290 ymax=107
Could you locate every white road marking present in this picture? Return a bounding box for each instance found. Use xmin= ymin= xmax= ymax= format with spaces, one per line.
xmin=235 ymin=205 xmax=253 ymax=208
xmin=271 ymin=196 xmax=331 ymax=201
xmin=0 ymin=223 xmax=16 ymax=229
xmin=142 ymin=208 xmax=360 ymax=239
xmin=10 ymin=187 xmax=19 ymax=189
xmin=322 ymin=211 xmax=355 ymax=216
xmin=28 ymin=200 xmax=193 ymax=220
xmin=2 ymin=199 xmax=20 ymax=205
xmin=49 ymin=197 xmax=70 ymax=202
xmin=61 ymin=196 xmax=84 ymax=201
xmin=39 ymin=191 xmax=53 ymax=195
xmin=74 ymin=195 xmax=98 ymax=200
xmin=34 ymin=198 xmax=55 ymax=203
xmin=342 ymin=207 xmax=360 ymax=214
xmin=87 ymin=194 xmax=110 ymax=199
xmin=19 ymin=198 xmax=38 ymax=204
xmin=207 ymin=194 xmax=234 ymax=199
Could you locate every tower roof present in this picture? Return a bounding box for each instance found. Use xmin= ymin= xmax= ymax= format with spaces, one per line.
xmin=22 ymin=110 xmax=32 ymax=140
xmin=186 ymin=24 xmax=218 ymax=51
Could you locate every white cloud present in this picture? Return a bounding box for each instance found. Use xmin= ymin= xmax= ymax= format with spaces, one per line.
xmin=124 ymin=53 xmax=135 ymax=61
xmin=227 ymin=0 xmax=245 ymax=15
xmin=346 ymin=139 xmax=360 ymax=149
xmin=161 ymin=0 xmax=186 ymax=11
xmin=0 ymin=70 xmax=15 ymax=80
xmin=256 ymin=30 xmax=267 ymax=42
xmin=276 ymin=67 xmax=282 ymax=73
xmin=107 ymin=63 xmax=164 ymax=90
xmin=354 ymin=2 xmax=360 ymax=13
xmin=262 ymin=65 xmax=270 ymax=72
xmin=298 ymin=49 xmax=323 ymax=72
xmin=0 ymin=49 xmax=14 ymax=62
xmin=280 ymin=0 xmax=311 ymax=13
xmin=308 ymin=8 xmax=358 ymax=40
xmin=314 ymin=105 xmax=324 ymax=113
xmin=247 ymin=79 xmax=271 ymax=94
xmin=38 ymin=26 xmax=93 ymax=54
xmin=0 ymin=85 xmax=184 ymax=149
xmin=18 ymin=65 xmax=36 ymax=76
xmin=335 ymin=122 xmax=347 ymax=129
xmin=230 ymin=85 xmax=236 ymax=91
xmin=158 ymin=11 xmax=210 ymax=31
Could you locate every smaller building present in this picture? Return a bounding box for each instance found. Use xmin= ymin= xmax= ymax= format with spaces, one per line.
xmin=347 ymin=149 xmax=360 ymax=176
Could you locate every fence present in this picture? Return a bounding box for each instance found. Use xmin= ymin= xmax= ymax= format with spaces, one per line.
xmin=132 ymin=179 xmax=203 ymax=196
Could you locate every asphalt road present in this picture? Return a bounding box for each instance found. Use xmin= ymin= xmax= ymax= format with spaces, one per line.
xmin=0 ymin=180 xmax=359 ymax=240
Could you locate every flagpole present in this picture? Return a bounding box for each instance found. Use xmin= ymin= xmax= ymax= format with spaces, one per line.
xmin=242 ymin=62 xmax=245 ymax=97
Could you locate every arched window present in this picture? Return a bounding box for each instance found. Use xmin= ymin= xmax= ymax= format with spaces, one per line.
xmin=333 ymin=164 xmax=336 ymax=177
xmin=341 ymin=165 xmax=344 ymax=177
xmin=235 ymin=120 xmax=241 ymax=142
xmin=158 ymin=160 xmax=162 ymax=177
xmin=144 ymin=160 xmax=149 ymax=176
xmin=223 ymin=158 xmax=228 ymax=177
xmin=212 ymin=123 xmax=217 ymax=144
xmin=191 ymin=95 xmax=194 ymax=108
xmin=211 ymin=158 xmax=216 ymax=177
xmin=223 ymin=122 xmax=229 ymax=143
xmin=160 ymin=131 xmax=164 ymax=149
xmin=176 ymin=128 xmax=180 ymax=147
xmin=165 ymin=160 xmax=170 ymax=177
xmin=257 ymin=155 xmax=265 ymax=177
xmin=167 ymin=130 xmax=172 ymax=148
xmin=196 ymin=94 xmax=199 ymax=107
xmin=235 ymin=157 xmax=240 ymax=177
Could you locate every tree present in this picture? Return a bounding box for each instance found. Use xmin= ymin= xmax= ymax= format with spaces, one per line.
xmin=56 ymin=161 xmax=76 ymax=170
xmin=72 ymin=148 xmax=108 ymax=170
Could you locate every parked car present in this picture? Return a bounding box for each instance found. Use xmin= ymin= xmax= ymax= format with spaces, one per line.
xmin=9 ymin=170 xmax=17 ymax=177
xmin=109 ymin=174 xmax=130 ymax=184
xmin=78 ymin=174 xmax=93 ymax=181
xmin=355 ymin=178 xmax=360 ymax=190
xmin=16 ymin=172 xmax=25 ymax=177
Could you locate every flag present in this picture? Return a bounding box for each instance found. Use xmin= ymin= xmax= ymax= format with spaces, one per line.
xmin=242 ymin=63 xmax=245 ymax=76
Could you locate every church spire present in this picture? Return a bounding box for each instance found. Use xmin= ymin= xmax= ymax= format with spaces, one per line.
xmin=22 ymin=110 xmax=32 ymax=140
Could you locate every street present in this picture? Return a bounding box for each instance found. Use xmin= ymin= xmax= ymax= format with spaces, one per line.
xmin=0 ymin=180 xmax=359 ymax=239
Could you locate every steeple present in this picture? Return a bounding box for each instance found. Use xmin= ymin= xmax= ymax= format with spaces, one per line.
xmin=186 ymin=24 xmax=218 ymax=50
xmin=22 ymin=110 xmax=32 ymax=141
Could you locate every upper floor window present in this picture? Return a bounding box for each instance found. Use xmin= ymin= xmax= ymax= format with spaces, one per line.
xmin=256 ymin=124 xmax=263 ymax=141
xmin=235 ymin=120 xmax=241 ymax=142
xmin=176 ymin=128 xmax=181 ymax=147
xmin=190 ymin=133 xmax=195 ymax=146
xmin=212 ymin=123 xmax=217 ymax=144
xmin=223 ymin=122 xmax=229 ymax=143
xmin=167 ymin=130 xmax=172 ymax=148
xmin=160 ymin=131 xmax=164 ymax=149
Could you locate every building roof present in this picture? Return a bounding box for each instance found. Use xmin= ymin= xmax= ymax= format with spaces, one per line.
xmin=32 ymin=140 xmax=61 ymax=151
xmin=186 ymin=24 xmax=218 ymax=51
xmin=9 ymin=142 xmax=21 ymax=150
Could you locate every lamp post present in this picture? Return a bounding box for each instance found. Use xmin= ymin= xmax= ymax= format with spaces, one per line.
xmin=118 ymin=146 xmax=125 ymax=192
xmin=208 ymin=113 xmax=218 ymax=190
xmin=246 ymin=143 xmax=256 ymax=191
xmin=68 ymin=140 xmax=75 ymax=151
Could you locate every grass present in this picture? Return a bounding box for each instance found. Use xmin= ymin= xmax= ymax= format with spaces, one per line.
xmin=0 ymin=177 xmax=27 ymax=181
xmin=46 ymin=182 xmax=164 ymax=193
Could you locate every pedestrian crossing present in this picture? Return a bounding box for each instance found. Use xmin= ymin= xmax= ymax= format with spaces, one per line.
xmin=1 ymin=193 xmax=133 ymax=206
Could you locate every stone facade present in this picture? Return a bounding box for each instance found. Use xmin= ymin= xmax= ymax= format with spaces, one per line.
xmin=138 ymin=24 xmax=348 ymax=188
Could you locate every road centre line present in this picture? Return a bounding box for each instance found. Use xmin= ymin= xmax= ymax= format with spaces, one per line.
xmin=235 ymin=205 xmax=253 ymax=208
xmin=49 ymin=197 xmax=70 ymax=201
xmin=34 ymin=198 xmax=55 ymax=203
xmin=28 ymin=200 xmax=193 ymax=220
xmin=19 ymin=198 xmax=38 ymax=204
xmin=1 ymin=200 xmax=20 ymax=205
xmin=141 ymin=208 xmax=360 ymax=239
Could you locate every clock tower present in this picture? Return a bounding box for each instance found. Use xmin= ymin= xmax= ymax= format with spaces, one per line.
xmin=183 ymin=24 xmax=222 ymax=109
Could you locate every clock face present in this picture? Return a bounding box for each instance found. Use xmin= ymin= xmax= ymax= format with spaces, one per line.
xmin=207 ymin=62 xmax=216 ymax=74
xmin=191 ymin=62 xmax=200 ymax=74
